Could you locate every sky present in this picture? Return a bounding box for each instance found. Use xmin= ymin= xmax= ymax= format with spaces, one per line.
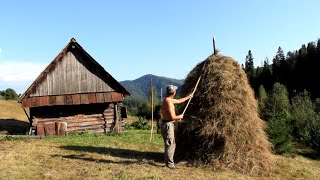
xmin=0 ymin=1 xmax=320 ymax=93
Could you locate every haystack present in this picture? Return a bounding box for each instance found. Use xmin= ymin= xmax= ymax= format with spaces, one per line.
xmin=175 ymin=54 xmax=274 ymax=175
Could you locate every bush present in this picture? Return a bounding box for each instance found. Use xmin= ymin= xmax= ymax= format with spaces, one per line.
xmin=130 ymin=117 xmax=150 ymax=130
xmin=0 ymin=88 xmax=19 ymax=100
xmin=291 ymin=90 xmax=317 ymax=145
xmin=309 ymin=117 xmax=320 ymax=149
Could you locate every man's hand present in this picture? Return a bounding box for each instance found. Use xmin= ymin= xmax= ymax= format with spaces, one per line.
xmin=177 ymin=114 xmax=184 ymax=120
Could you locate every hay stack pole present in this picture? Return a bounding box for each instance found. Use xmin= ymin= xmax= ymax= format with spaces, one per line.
xmin=150 ymin=77 xmax=154 ymax=141
xmin=182 ymin=36 xmax=217 ymax=116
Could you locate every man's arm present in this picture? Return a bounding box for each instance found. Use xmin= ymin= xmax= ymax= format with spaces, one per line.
xmin=172 ymin=94 xmax=193 ymax=104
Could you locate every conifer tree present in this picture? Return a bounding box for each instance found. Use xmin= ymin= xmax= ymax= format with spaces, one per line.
xmin=265 ymin=83 xmax=292 ymax=154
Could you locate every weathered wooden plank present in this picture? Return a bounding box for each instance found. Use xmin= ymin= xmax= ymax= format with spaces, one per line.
xmin=36 ymin=124 xmax=45 ymax=136
xmin=113 ymin=103 xmax=121 ymax=132
xmin=71 ymin=117 xmax=104 ymax=122
xmin=104 ymin=92 xmax=113 ymax=102
xmin=44 ymin=122 xmax=56 ymax=135
xmin=65 ymin=95 xmax=72 ymax=105
xmin=105 ymin=107 xmax=113 ymax=111
xmin=65 ymin=53 xmax=72 ymax=93
xmin=88 ymin=93 xmax=96 ymax=104
xmin=96 ymin=93 xmax=104 ymax=103
xmin=105 ymin=124 xmax=113 ymax=128
xmin=85 ymin=114 xmax=103 ymax=118
xmin=104 ymin=117 xmax=114 ymax=120
xmin=49 ymin=96 xmax=56 ymax=105
xmin=67 ymin=121 xmax=105 ymax=127
xmin=56 ymin=95 xmax=65 ymax=105
xmin=39 ymin=96 xmax=49 ymax=106
xmin=55 ymin=121 xmax=67 ymax=136
xmin=67 ymin=125 xmax=105 ymax=131
xmin=105 ymin=119 xmax=114 ymax=124
xmin=111 ymin=92 xmax=123 ymax=102
xmin=31 ymin=97 xmax=40 ymax=107
xmin=22 ymin=98 xmax=31 ymax=108
xmin=59 ymin=122 xmax=67 ymax=135
xmin=68 ymin=119 xmax=104 ymax=123
xmin=80 ymin=66 xmax=88 ymax=92
xmin=80 ymin=94 xmax=89 ymax=104
xmin=104 ymin=109 xmax=114 ymax=113
xmin=72 ymin=94 xmax=81 ymax=104
xmin=103 ymin=112 xmax=114 ymax=116
xmin=36 ymin=118 xmax=66 ymax=122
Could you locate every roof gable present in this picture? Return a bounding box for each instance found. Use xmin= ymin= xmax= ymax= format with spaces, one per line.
xmin=20 ymin=38 xmax=130 ymax=102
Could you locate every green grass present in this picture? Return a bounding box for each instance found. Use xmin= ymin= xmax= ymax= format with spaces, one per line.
xmin=1 ymin=100 xmax=320 ymax=179
xmin=0 ymin=129 xmax=320 ymax=179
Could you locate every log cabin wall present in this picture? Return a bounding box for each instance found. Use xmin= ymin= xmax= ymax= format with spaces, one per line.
xmin=31 ymin=103 xmax=122 ymax=136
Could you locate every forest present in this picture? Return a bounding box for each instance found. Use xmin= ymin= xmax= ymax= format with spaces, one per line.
xmin=241 ymin=39 xmax=320 ymax=153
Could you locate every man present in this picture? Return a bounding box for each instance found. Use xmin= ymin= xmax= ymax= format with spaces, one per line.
xmin=161 ymin=85 xmax=192 ymax=169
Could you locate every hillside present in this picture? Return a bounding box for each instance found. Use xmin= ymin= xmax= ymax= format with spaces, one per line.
xmin=120 ymin=74 xmax=184 ymax=99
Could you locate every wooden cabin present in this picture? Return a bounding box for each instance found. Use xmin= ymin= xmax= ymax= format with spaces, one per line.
xmin=19 ymin=38 xmax=130 ymax=136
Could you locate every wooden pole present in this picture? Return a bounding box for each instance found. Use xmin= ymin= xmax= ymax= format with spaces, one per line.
xmin=23 ymin=108 xmax=31 ymax=123
xmin=182 ymin=76 xmax=201 ymax=115
xmin=150 ymin=77 xmax=154 ymax=141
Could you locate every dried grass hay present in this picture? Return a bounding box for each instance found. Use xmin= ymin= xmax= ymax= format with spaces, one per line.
xmin=175 ymin=54 xmax=275 ymax=175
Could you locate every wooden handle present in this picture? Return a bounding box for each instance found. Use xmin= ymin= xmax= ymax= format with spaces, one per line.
xmin=182 ymin=76 xmax=201 ymax=115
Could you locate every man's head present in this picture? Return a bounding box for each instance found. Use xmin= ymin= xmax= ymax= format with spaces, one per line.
xmin=166 ymin=85 xmax=178 ymax=96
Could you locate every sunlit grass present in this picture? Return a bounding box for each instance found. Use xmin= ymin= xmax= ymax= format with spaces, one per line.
xmin=0 ymin=100 xmax=28 ymax=121
xmin=1 ymin=100 xmax=320 ymax=179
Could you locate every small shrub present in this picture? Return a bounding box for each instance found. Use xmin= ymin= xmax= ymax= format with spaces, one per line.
xmin=130 ymin=117 xmax=150 ymax=130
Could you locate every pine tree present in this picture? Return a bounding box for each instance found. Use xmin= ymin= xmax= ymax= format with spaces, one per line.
xmin=244 ymin=50 xmax=256 ymax=91
xmin=265 ymin=83 xmax=292 ymax=154
xmin=257 ymin=85 xmax=268 ymax=119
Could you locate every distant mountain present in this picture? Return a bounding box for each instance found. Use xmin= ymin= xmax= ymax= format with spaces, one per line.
xmin=120 ymin=74 xmax=184 ymax=99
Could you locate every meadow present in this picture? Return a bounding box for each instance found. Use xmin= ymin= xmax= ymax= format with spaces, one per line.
xmin=0 ymin=100 xmax=320 ymax=179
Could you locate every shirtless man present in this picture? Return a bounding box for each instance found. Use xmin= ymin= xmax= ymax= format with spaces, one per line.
xmin=161 ymin=85 xmax=192 ymax=169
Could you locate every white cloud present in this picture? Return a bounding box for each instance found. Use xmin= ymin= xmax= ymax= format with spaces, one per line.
xmin=0 ymin=48 xmax=2 ymax=54
xmin=0 ymin=61 xmax=46 ymax=84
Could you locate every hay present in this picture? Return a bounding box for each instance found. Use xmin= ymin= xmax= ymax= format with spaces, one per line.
xmin=175 ymin=54 xmax=275 ymax=175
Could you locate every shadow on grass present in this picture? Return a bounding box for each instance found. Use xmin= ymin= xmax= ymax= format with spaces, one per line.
xmin=58 ymin=145 xmax=164 ymax=166
xmin=0 ymin=119 xmax=29 ymax=135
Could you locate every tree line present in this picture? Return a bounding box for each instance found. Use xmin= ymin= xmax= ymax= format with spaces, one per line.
xmin=0 ymin=88 xmax=19 ymax=100
xmin=244 ymin=39 xmax=320 ymax=100
xmin=244 ymin=38 xmax=320 ymax=153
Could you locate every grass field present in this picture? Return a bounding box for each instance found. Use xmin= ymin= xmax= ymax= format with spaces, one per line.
xmin=1 ymin=100 xmax=320 ymax=179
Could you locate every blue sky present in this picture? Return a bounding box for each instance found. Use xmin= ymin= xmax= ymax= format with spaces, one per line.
xmin=0 ymin=1 xmax=320 ymax=93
